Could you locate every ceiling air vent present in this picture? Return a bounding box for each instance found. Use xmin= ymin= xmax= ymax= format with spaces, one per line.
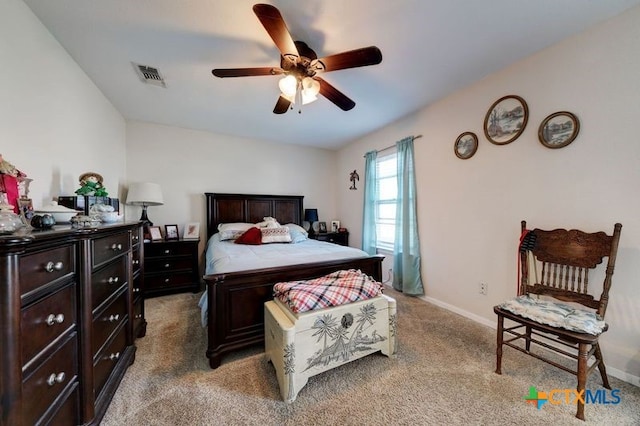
xmin=133 ymin=63 xmax=166 ymax=87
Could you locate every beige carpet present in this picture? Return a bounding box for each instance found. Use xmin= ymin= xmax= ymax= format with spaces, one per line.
xmin=103 ymin=288 xmax=640 ymax=425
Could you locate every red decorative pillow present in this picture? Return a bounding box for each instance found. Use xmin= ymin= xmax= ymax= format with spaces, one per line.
xmin=234 ymin=227 xmax=262 ymax=245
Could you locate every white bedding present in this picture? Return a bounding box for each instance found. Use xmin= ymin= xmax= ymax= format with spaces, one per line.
xmin=199 ymin=233 xmax=370 ymax=325
xmin=205 ymin=233 xmax=368 ymax=274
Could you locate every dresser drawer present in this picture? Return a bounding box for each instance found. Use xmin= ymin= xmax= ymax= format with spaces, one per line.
xmin=92 ymin=257 xmax=127 ymax=311
xmin=46 ymin=385 xmax=79 ymax=426
xmin=146 ymin=242 xmax=194 ymax=257
xmin=132 ymin=273 xmax=143 ymax=297
xmin=93 ymin=326 xmax=127 ymax=398
xmin=92 ymin=290 xmax=127 ymax=357
xmin=131 ymin=230 xmax=142 ymax=247
xmin=145 ymin=272 xmax=195 ymax=291
xmin=132 ymin=246 xmax=142 ymax=275
xmin=21 ymin=284 xmax=76 ymax=366
xmin=22 ymin=333 xmax=77 ymax=426
xmin=19 ymin=245 xmax=75 ymax=297
xmin=92 ymin=232 xmax=131 ymax=269
xmin=133 ymin=296 xmax=145 ymax=337
xmin=146 ymin=257 xmax=194 ymax=272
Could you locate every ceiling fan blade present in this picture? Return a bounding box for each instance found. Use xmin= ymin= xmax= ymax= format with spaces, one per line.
xmin=273 ymin=96 xmax=292 ymax=114
xmin=315 ymin=77 xmax=355 ymax=111
xmin=315 ymin=46 xmax=382 ymax=72
xmin=212 ymin=67 xmax=283 ymax=78
xmin=253 ymin=4 xmax=299 ymax=58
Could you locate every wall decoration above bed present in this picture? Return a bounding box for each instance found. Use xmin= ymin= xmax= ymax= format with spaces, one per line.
xmin=454 ymin=132 xmax=478 ymax=159
xmin=538 ymin=111 xmax=580 ymax=149
xmin=484 ymin=95 xmax=529 ymax=145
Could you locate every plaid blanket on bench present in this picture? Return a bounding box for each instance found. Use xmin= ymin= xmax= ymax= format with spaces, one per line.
xmin=273 ymin=269 xmax=383 ymax=314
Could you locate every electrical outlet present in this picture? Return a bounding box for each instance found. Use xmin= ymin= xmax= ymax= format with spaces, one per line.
xmin=479 ymin=282 xmax=488 ymax=295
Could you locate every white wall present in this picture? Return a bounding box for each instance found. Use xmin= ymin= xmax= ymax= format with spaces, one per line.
xmin=125 ymin=121 xmax=338 ymax=261
xmin=0 ymin=0 xmax=126 ymax=208
xmin=338 ymin=6 xmax=640 ymax=384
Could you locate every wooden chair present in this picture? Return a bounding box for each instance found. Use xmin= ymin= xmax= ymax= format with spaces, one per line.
xmin=494 ymin=220 xmax=622 ymax=421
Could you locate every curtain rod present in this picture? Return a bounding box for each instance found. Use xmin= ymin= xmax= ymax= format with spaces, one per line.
xmin=363 ymin=134 xmax=423 ymax=157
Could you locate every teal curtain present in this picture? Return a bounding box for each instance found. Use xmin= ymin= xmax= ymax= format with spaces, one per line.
xmin=393 ymin=137 xmax=424 ymax=295
xmin=361 ymin=150 xmax=378 ymax=255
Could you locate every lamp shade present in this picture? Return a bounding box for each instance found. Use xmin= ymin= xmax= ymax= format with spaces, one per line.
xmin=304 ymin=208 xmax=318 ymax=222
xmin=126 ymin=183 xmax=164 ymax=206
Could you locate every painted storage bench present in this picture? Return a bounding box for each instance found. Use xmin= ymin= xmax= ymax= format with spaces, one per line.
xmin=265 ymin=294 xmax=397 ymax=403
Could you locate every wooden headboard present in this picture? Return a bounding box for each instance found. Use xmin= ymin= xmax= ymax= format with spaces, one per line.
xmin=205 ymin=193 xmax=304 ymax=240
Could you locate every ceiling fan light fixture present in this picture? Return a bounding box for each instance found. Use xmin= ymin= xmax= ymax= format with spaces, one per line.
xmin=278 ymin=75 xmax=297 ymax=97
xmin=301 ymin=90 xmax=318 ymax=105
xmin=300 ymin=77 xmax=320 ymax=105
xmin=302 ymin=77 xmax=320 ymax=95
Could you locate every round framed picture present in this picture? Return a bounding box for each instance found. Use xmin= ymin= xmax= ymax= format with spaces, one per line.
xmin=484 ymin=95 xmax=529 ymax=145
xmin=538 ymin=111 xmax=580 ymax=149
xmin=454 ymin=132 xmax=478 ymax=159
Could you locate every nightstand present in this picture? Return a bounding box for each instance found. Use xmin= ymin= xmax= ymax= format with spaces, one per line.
xmin=314 ymin=231 xmax=349 ymax=246
xmin=143 ymin=239 xmax=200 ymax=298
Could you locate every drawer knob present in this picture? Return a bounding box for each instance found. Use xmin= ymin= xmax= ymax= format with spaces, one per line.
xmin=111 ymin=243 xmax=123 ymax=251
xmin=133 ymin=260 xmax=140 ymax=265
xmin=164 ymin=278 xmax=170 ymax=283
xmin=108 ymin=314 xmax=120 ymax=323
xmin=164 ymin=263 xmax=171 ymax=268
xmin=108 ymin=276 xmax=120 ymax=284
xmin=164 ymin=249 xmax=170 ymax=254
xmin=133 ymin=287 xmax=140 ymax=293
xmin=46 ymin=372 xmax=65 ymax=386
xmin=45 ymin=313 xmax=65 ymax=326
xmin=45 ymin=261 xmax=64 ymax=273
xmin=135 ymin=314 xmax=143 ymax=319
xmin=109 ymin=352 xmax=120 ymax=361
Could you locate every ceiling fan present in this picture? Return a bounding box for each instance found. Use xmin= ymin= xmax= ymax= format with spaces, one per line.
xmin=212 ymin=3 xmax=383 ymax=114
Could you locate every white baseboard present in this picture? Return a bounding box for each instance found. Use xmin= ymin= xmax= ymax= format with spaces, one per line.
xmin=420 ymin=295 xmax=640 ymax=387
xmin=420 ymin=295 xmax=495 ymax=329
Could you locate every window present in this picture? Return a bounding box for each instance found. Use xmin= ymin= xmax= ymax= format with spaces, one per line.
xmin=375 ymin=151 xmax=397 ymax=251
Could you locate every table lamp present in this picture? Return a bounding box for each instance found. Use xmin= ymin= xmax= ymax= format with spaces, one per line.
xmin=126 ymin=182 xmax=163 ymax=227
xmin=304 ymin=208 xmax=319 ymax=238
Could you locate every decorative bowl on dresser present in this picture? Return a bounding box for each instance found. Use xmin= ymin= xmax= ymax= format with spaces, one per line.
xmin=143 ymin=238 xmax=200 ymax=298
xmin=0 ymin=222 xmax=143 ymax=426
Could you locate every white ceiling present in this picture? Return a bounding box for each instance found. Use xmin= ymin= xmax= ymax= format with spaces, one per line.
xmin=23 ymin=0 xmax=640 ymax=149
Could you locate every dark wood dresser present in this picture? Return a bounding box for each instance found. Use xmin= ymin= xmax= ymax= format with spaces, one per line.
xmin=0 ymin=222 xmax=143 ymax=426
xmin=143 ymin=239 xmax=200 ymax=298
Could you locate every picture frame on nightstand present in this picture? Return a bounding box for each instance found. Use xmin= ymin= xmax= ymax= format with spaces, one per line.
xmin=319 ymin=221 xmax=327 ymax=233
xmin=165 ymin=224 xmax=179 ymax=240
xmin=149 ymin=226 xmax=163 ymax=241
xmin=331 ymin=220 xmax=340 ymax=233
xmin=183 ymin=222 xmax=200 ymax=240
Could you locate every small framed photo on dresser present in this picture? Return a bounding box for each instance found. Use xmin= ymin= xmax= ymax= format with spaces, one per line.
xmin=319 ymin=222 xmax=327 ymax=233
xmin=331 ymin=220 xmax=340 ymax=233
xmin=183 ymin=222 xmax=200 ymax=240
xmin=149 ymin=226 xmax=163 ymax=241
xmin=165 ymin=224 xmax=179 ymax=240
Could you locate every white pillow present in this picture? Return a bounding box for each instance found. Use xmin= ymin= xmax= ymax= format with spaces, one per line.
xmin=217 ymin=223 xmax=255 ymax=240
xmin=284 ymin=223 xmax=308 ymax=236
xmin=261 ymin=227 xmax=292 ymax=243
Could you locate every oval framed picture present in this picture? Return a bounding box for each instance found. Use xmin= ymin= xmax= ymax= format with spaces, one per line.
xmin=484 ymin=95 xmax=529 ymax=145
xmin=538 ymin=111 xmax=580 ymax=149
xmin=454 ymin=132 xmax=478 ymax=159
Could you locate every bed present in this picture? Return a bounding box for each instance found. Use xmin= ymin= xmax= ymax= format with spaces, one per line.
xmin=201 ymin=193 xmax=384 ymax=368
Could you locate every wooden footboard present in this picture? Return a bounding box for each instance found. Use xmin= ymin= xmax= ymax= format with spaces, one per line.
xmin=203 ymin=255 xmax=384 ymax=368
